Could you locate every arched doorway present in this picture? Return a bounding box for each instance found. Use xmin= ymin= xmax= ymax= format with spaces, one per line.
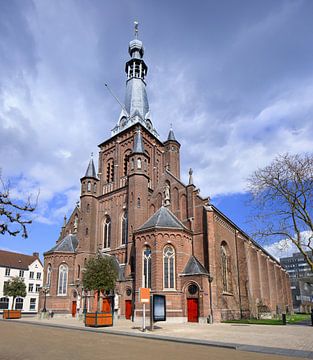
xmin=186 ymin=283 xmax=199 ymax=323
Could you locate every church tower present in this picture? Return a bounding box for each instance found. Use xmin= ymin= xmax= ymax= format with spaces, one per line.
xmin=164 ymin=127 xmax=181 ymax=179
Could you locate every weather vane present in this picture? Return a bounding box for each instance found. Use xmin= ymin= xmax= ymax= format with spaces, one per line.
xmin=134 ymin=21 xmax=139 ymax=38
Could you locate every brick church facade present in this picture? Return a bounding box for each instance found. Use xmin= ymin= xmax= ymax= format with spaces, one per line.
xmin=41 ymin=29 xmax=292 ymax=322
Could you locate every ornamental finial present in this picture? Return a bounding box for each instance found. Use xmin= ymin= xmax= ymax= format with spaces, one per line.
xmin=134 ymin=21 xmax=139 ymax=38
xmin=91 ymin=152 xmax=93 ymax=158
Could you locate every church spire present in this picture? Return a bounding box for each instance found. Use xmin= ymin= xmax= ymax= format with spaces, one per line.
xmin=132 ymin=127 xmax=145 ymax=154
xmin=111 ymin=22 xmax=159 ymax=138
xmin=84 ymin=154 xmax=98 ymax=179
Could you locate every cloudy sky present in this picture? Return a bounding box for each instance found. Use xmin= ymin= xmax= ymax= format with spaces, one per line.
xmin=1 ymin=0 xmax=313 ymax=258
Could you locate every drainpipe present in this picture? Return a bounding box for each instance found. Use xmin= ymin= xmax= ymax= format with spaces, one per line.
xmin=235 ymin=230 xmax=243 ymax=319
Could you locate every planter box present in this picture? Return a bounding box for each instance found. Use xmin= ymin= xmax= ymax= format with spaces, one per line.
xmin=3 ymin=310 xmax=21 ymax=319
xmin=85 ymin=312 xmax=113 ymax=327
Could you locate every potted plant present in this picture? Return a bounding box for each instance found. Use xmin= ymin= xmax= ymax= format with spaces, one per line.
xmin=82 ymin=255 xmax=117 ymax=327
xmin=3 ymin=277 xmax=26 ymax=319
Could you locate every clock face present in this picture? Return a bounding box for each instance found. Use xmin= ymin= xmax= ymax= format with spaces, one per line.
xmin=146 ymin=119 xmax=152 ymax=130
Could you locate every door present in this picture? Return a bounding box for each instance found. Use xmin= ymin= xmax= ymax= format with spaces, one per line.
xmin=187 ymin=298 xmax=198 ymax=322
xmin=102 ymin=297 xmax=111 ymax=313
xmin=125 ymin=300 xmax=132 ymax=320
xmin=71 ymin=301 xmax=77 ymax=317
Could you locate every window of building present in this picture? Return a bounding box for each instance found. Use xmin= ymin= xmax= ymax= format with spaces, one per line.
xmin=58 ymin=264 xmax=68 ymax=295
xmin=5 ymin=268 xmax=10 ymax=276
xmin=29 ymin=271 xmax=34 ymax=279
xmin=137 ymin=158 xmax=142 ymax=169
xmin=15 ymin=298 xmax=23 ymax=310
xmin=87 ymin=181 xmax=91 ymax=192
xmin=103 ymin=216 xmax=111 ymax=249
xmin=85 ymin=227 xmax=89 ymax=236
xmin=19 ymin=270 xmax=24 ymax=278
xmin=28 ymin=283 xmax=34 ymax=292
xmin=87 ymin=204 xmax=90 ymax=213
xmin=0 ymin=297 xmax=9 ymax=310
xmin=163 ymin=245 xmax=175 ymax=289
xmin=77 ymin=264 xmax=81 ymax=280
xmin=93 ymin=183 xmax=97 ymax=193
xmin=3 ymin=281 xmax=8 ymax=292
xmin=29 ymin=298 xmax=36 ymax=311
xmin=35 ymin=284 xmax=40 ymax=293
xmin=36 ymin=272 xmax=41 ymax=280
xmin=121 ymin=211 xmax=128 ymax=246
xmin=221 ymin=242 xmax=232 ymax=293
xmin=137 ymin=197 xmax=141 ymax=208
xmin=46 ymin=265 xmax=51 ymax=287
xmin=142 ymin=246 xmax=151 ymax=288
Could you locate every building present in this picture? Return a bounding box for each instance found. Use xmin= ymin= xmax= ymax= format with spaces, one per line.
xmin=0 ymin=250 xmax=43 ymax=313
xmin=280 ymin=252 xmax=313 ymax=313
xmin=40 ymin=27 xmax=292 ymax=322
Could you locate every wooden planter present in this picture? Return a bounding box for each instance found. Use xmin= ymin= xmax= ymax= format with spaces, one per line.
xmin=3 ymin=310 xmax=21 ymax=319
xmin=85 ymin=312 xmax=113 ymax=327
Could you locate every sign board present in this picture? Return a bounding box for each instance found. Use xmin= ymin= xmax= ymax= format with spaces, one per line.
xmin=153 ymin=294 xmax=166 ymax=322
xmin=139 ymin=288 xmax=150 ymax=303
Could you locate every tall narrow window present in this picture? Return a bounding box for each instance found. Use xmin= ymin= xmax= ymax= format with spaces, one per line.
xmin=46 ymin=265 xmax=52 ymax=287
xmin=0 ymin=297 xmax=9 ymax=310
xmin=221 ymin=242 xmax=232 ymax=293
xmin=15 ymin=298 xmax=23 ymax=310
xmin=163 ymin=245 xmax=175 ymax=289
xmin=103 ymin=216 xmax=111 ymax=248
xmin=143 ymin=246 xmax=151 ymax=288
xmin=137 ymin=158 xmax=142 ymax=169
xmin=87 ymin=181 xmax=91 ymax=192
xmin=121 ymin=211 xmax=128 ymax=245
xmin=58 ymin=264 xmax=68 ymax=295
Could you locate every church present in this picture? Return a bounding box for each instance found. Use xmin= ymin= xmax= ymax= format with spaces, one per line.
xmin=41 ymin=27 xmax=292 ymax=323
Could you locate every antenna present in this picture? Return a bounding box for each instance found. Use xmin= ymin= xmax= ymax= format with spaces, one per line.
xmin=104 ymin=83 xmax=129 ymax=116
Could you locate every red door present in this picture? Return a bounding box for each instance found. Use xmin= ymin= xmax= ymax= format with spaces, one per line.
xmin=71 ymin=301 xmax=77 ymax=317
xmin=102 ymin=298 xmax=111 ymax=313
xmin=125 ymin=300 xmax=132 ymax=320
xmin=187 ymin=298 xmax=198 ymax=322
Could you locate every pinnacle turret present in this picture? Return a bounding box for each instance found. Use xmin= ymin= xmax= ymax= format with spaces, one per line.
xmin=84 ymin=156 xmax=97 ymax=179
xmin=132 ymin=128 xmax=145 ymax=154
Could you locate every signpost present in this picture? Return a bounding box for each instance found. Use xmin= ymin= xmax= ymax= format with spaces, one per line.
xmin=139 ymin=288 xmax=150 ymax=332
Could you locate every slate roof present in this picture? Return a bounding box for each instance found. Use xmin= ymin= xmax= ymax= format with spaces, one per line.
xmin=45 ymin=234 xmax=79 ymax=255
xmin=0 ymin=250 xmax=40 ymax=270
xmin=84 ymin=158 xmax=98 ymax=179
xmin=138 ymin=206 xmax=187 ymax=231
xmin=182 ymin=255 xmax=209 ymax=276
xmin=167 ymin=129 xmax=176 ymax=141
xmin=132 ymin=129 xmax=145 ymax=154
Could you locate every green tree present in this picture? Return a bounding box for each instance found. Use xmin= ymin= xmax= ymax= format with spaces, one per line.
xmin=82 ymin=255 xmax=118 ymax=311
xmin=4 ymin=277 xmax=27 ymax=309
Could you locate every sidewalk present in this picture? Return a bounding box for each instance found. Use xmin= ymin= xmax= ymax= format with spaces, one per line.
xmin=8 ymin=316 xmax=313 ymax=359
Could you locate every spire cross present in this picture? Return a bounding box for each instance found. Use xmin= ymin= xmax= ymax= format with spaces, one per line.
xmin=91 ymin=152 xmax=93 ymax=158
xmin=170 ymin=123 xmax=173 ymax=130
xmin=134 ymin=21 xmax=139 ymax=38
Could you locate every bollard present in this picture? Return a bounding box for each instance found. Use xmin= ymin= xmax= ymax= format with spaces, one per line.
xmin=311 ymin=309 xmax=313 ymax=327
xmin=282 ymin=313 xmax=286 ymax=325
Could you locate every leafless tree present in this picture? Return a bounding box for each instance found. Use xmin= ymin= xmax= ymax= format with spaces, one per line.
xmin=247 ymin=153 xmax=313 ymax=271
xmin=0 ymin=171 xmax=36 ymax=238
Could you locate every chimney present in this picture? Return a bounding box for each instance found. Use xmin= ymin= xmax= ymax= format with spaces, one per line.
xmin=33 ymin=252 xmax=39 ymax=258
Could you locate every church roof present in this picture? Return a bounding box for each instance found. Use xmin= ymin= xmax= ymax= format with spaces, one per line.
xmin=132 ymin=128 xmax=145 ymax=153
xmin=182 ymin=255 xmax=209 ymax=276
xmin=45 ymin=234 xmax=79 ymax=255
xmin=83 ymin=158 xmax=98 ymax=179
xmin=167 ymin=129 xmax=176 ymax=141
xmin=138 ymin=206 xmax=187 ymax=232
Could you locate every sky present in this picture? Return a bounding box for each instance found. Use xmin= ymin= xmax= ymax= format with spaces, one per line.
xmin=1 ymin=0 xmax=313 ymax=260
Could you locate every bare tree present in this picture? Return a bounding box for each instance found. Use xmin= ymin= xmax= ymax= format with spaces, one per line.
xmin=247 ymin=153 xmax=313 ymax=271
xmin=0 ymin=171 xmax=36 ymax=238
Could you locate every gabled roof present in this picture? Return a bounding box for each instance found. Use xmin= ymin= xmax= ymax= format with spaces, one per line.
xmin=0 ymin=250 xmax=41 ymax=270
xmin=182 ymin=255 xmax=209 ymax=276
xmin=138 ymin=206 xmax=187 ymax=232
xmin=44 ymin=234 xmax=78 ymax=255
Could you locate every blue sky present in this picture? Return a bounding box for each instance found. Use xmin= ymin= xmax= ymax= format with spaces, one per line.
xmin=1 ymin=0 xmax=313 ymax=259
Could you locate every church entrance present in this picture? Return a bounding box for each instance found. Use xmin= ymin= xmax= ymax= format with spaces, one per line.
xmin=125 ymin=300 xmax=132 ymax=320
xmin=71 ymin=301 xmax=77 ymax=317
xmin=187 ymin=298 xmax=199 ymax=322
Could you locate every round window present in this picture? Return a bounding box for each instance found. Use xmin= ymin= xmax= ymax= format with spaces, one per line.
xmin=126 ymin=288 xmax=132 ymax=296
xmin=188 ymin=284 xmax=198 ymax=295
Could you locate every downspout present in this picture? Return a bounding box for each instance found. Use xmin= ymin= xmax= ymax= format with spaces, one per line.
xmin=204 ymin=205 xmax=214 ymax=323
xmin=235 ymin=230 xmax=242 ymax=319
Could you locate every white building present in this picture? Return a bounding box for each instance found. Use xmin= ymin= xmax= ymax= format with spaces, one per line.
xmin=0 ymin=250 xmax=43 ymax=313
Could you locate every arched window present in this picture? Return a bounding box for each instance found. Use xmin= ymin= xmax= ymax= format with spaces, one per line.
xmin=58 ymin=264 xmax=68 ymax=295
xmin=0 ymin=297 xmax=9 ymax=310
xmin=87 ymin=181 xmax=91 ymax=192
xmin=143 ymin=246 xmax=151 ymax=288
xmin=221 ymin=242 xmax=232 ymax=293
xmin=46 ymin=264 xmax=52 ymax=287
xmin=121 ymin=211 xmax=128 ymax=245
xmin=106 ymin=159 xmax=114 ymax=183
xmin=137 ymin=197 xmax=141 ymax=208
xmin=137 ymin=158 xmax=142 ymax=169
xmin=15 ymin=297 xmax=24 ymax=310
xmin=93 ymin=183 xmax=97 ymax=193
xmin=163 ymin=245 xmax=175 ymax=289
xmin=103 ymin=216 xmax=111 ymax=248
xmin=123 ymin=151 xmax=131 ymax=176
